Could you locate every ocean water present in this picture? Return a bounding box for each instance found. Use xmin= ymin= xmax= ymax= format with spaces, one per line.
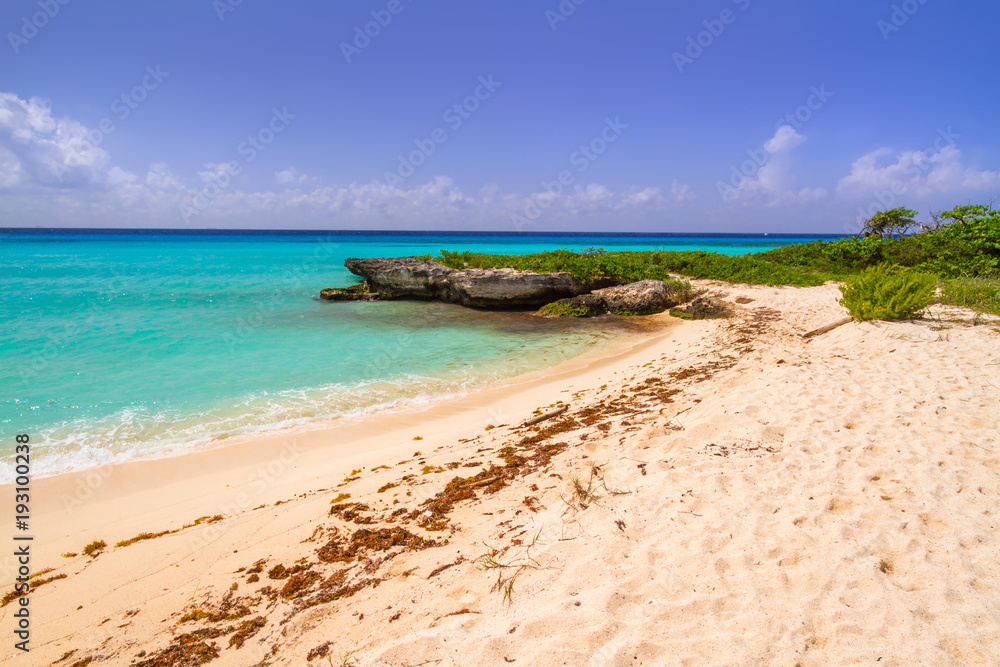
xmin=0 ymin=230 xmax=835 ymax=481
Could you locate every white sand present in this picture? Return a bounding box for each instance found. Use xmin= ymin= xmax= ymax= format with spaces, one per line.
xmin=2 ymin=282 xmax=998 ymax=666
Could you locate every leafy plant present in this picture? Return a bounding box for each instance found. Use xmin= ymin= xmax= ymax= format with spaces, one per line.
xmin=437 ymin=248 xmax=827 ymax=286
xmin=940 ymin=203 xmax=995 ymax=224
xmin=439 ymin=249 xmax=474 ymax=269
xmin=761 ymin=204 xmax=1000 ymax=279
xmin=939 ymin=277 xmax=1000 ymax=316
xmin=426 ymin=202 xmax=998 ymax=317
xmin=859 ymin=207 xmax=918 ymax=238
xmin=839 ymin=264 xmax=937 ymax=321
xmin=537 ymin=302 xmax=588 ymax=317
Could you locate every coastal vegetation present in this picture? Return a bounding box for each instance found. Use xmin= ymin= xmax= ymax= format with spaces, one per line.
xmin=432 ymin=203 xmax=1000 ymax=319
xmin=430 ymin=247 xmax=824 ymax=286
xmin=939 ymin=277 xmax=1000 ymax=316
xmin=537 ymin=302 xmax=589 ymax=318
xmin=838 ymin=264 xmax=937 ymax=321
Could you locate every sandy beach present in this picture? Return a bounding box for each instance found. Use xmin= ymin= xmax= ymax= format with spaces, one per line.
xmin=3 ymin=281 xmax=999 ymax=666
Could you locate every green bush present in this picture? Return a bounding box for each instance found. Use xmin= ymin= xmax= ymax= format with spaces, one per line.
xmin=838 ymin=264 xmax=937 ymax=321
xmin=939 ymin=277 xmax=1000 ymax=316
xmin=421 ymin=202 xmax=997 ymax=316
xmin=537 ymin=302 xmax=588 ymax=317
xmin=663 ymin=278 xmax=698 ymax=304
xmin=437 ymin=249 xmax=827 ymax=286
xmin=439 ymin=249 xmax=474 ymax=269
xmin=760 ymin=204 xmax=1000 ymax=278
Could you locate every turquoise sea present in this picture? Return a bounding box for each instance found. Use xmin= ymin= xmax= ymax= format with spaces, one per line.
xmin=0 ymin=230 xmax=836 ymax=481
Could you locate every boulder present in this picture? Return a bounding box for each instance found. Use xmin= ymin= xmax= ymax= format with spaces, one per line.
xmin=343 ymin=257 xmax=451 ymax=300
xmin=441 ymin=268 xmax=587 ymax=309
xmin=669 ymin=296 xmax=733 ymax=320
xmin=319 ymin=283 xmax=379 ymax=301
xmin=538 ymin=293 xmax=606 ymax=317
xmin=334 ymin=257 xmax=602 ymax=309
xmin=592 ymin=279 xmax=685 ymax=315
xmin=539 ymin=280 xmax=691 ymax=317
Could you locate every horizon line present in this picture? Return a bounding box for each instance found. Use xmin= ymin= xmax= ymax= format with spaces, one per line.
xmin=0 ymin=227 xmax=847 ymax=238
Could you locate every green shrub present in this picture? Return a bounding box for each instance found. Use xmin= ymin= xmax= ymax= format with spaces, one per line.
xmin=437 ymin=249 xmax=827 ymax=286
xmin=939 ymin=277 xmax=1000 ymax=316
xmin=425 ymin=203 xmax=997 ymax=298
xmin=439 ymin=249 xmax=476 ymax=269
xmin=663 ymin=278 xmax=698 ymax=304
xmin=760 ymin=205 xmax=1000 ymax=278
xmin=838 ymin=264 xmax=937 ymax=321
xmin=859 ymin=207 xmax=918 ymax=238
xmin=537 ymin=302 xmax=588 ymax=317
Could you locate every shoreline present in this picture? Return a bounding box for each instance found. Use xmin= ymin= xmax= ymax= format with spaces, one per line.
xmin=5 ymin=281 xmax=998 ymax=666
xmin=1 ymin=311 xmax=687 ymax=574
xmin=3 ymin=311 xmax=660 ymax=486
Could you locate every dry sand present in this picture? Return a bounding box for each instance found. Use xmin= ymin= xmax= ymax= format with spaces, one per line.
xmin=2 ymin=282 xmax=999 ymax=666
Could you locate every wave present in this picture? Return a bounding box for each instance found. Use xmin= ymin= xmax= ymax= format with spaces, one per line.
xmin=0 ymin=364 xmax=542 ymax=483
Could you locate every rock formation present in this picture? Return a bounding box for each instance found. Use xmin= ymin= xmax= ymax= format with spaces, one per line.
xmin=319 ymin=283 xmax=379 ymax=301
xmin=321 ymin=257 xmax=724 ymax=318
xmin=668 ymin=296 xmax=733 ymax=320
xmin=325 ymin=257 xmax=608 ymax=309
xmin=539 ymin=280 xmax=693 ymax=317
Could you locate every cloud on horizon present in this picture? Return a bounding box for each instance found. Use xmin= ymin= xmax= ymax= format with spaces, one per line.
xmin=2 ymin=93 xmax=998 ymax=232
xmin=836 ymin=144 xmax=1000 ymax=201
xmin=0 ymin=92 xmax=701 ymax=230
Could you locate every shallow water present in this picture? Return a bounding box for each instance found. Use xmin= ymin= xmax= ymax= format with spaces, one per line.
xmin=0 ymin=230 xmax=834 ymax=480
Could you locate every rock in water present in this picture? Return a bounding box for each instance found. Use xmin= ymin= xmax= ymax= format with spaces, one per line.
xmin=443 ymin=268 xmax=588 ymax=309
xmin=319 ymin=282 xmax=379 ymax=301
xmin=334 ymin=257 xmax=602 ymax=309
xmin=343 ymin=258 xmax=451 ymax=300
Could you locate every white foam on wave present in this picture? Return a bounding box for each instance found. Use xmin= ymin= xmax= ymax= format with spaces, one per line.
xmin=0 ymin=325 xmax=620 ymax=484
xmin=0 ymin=364 xmax=523 ymax=483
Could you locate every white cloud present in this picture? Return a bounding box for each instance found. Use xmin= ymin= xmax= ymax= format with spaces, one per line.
xmin=670 ymin=180 xmax=693 ymax=202
xmin=0 ymin=146 xmax=22 ymax=187
xmin=145 ymin=163 xmax=182 ymax=190
xmin=0 ymin=93 xmax=111 ymax=188
xmin=0 ymin=91 xmax=695 ymax=229
xmin=722 ymin=125 xmax=826 ymax=205
xmin=622 ymin=186 xmax=661 ymax=207
xmin=836 ymin=145 xmax=1000 ymax=200
xmin=763 ymin=124 xmax=805 ymax=153
xmin=616 ymin=181 xmax=691 ymax=208
xmin=198 ymin=162 xmax=236 ymax=184
xmin=275 ymin=166 xmax=307 ymax=185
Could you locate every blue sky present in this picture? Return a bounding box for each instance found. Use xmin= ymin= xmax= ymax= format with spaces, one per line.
xmin=1 ymin=0 xmax=998 ymax=233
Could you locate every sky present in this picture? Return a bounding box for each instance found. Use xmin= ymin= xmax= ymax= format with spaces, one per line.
xmin=0 ymin=0 xmax=998 ymax=233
